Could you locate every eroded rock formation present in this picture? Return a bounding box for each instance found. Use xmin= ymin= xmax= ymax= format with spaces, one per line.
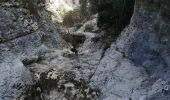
xmin=90 ymin=0 xmax=170 ymax=99
xmin=0 ymin=0 xmax=66 ymax=99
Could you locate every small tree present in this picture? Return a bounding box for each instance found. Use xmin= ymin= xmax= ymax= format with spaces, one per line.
xmin=62 ymin=9 xmax=86 ymax=27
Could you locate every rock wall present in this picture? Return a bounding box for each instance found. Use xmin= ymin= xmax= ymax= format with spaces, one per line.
xmin=90 ymin=0 xmax=170 ymax=100
xmin=0 ymin=0 xmax=66 ymax=99
xmin=116 ymin=0 xmax=170 ymax=77
xmin=0 ymin=0 xmax=66 ymax=61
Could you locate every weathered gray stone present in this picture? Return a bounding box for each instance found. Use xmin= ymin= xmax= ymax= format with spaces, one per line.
xmin=0 ymin=45 xmax=33 ymax=100
xmin=90 ymin=0 xmax=170 ymax=99
xmin=0 ymin=0 xmax=66 ymax=99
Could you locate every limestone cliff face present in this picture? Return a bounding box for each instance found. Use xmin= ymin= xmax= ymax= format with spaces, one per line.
xmin=0 ymin=0 xmax=66 ymax=60
xmin=0 ymin=0 xmax=66 ymax=99
xmin=117 ymin=0 xmax=170 ymax=77
xmin=90 ymin=0 xmax=170 ymax=100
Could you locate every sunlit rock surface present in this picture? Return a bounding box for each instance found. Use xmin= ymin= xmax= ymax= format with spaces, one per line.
xmin=45 ymin=0 xmax=80 ymax=23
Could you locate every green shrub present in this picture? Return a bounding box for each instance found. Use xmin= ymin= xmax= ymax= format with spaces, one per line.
xmin=62 ymin=9 xmax=86 ymax=27
xmin=53 ymin=4 xmax=71 ymax=23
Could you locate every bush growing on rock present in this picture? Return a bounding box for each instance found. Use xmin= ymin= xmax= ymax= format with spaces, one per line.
xmin=62 ymin=9 xmax=86 ymax=27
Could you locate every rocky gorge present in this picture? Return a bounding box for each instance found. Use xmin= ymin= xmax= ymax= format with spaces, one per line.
xmin=0 ymin=0 xmax=170 ymax=100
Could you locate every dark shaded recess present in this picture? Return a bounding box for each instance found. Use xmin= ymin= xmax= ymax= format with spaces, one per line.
xmin=161 ymin=2 xmax=170 ymax=21
xmin=88 ymin=0 xmax=99 ymax=15
xmin=91 ymin=0 xmax=135 ymax=55
xmin=61 ymin=33 xmax=86 ymax=48
xmin=79 ymin=0 xmax=88 ymax=16
xmin=71 ymin=48 xmax=78 ymax=54
xmin=22 ymin=0 xmax=45 ymax=20
xmin=71 ymin=35 xmax=86 ymax=48
xmin=22 ymin=56 xmax=44 ymax=66
xmin=97 ymin=0 xmax=135 ymax=36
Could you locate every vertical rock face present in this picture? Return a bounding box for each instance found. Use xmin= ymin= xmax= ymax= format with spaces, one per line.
xmin=90 ymin=0 xmax=170 ymax=100
xmin=0 ymin=0 xmax=66 ymax=61
xmin=117 ymin=0 xmax=170 ymax=77
xmin=0 ymin=0 xmax=66 ymax=99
